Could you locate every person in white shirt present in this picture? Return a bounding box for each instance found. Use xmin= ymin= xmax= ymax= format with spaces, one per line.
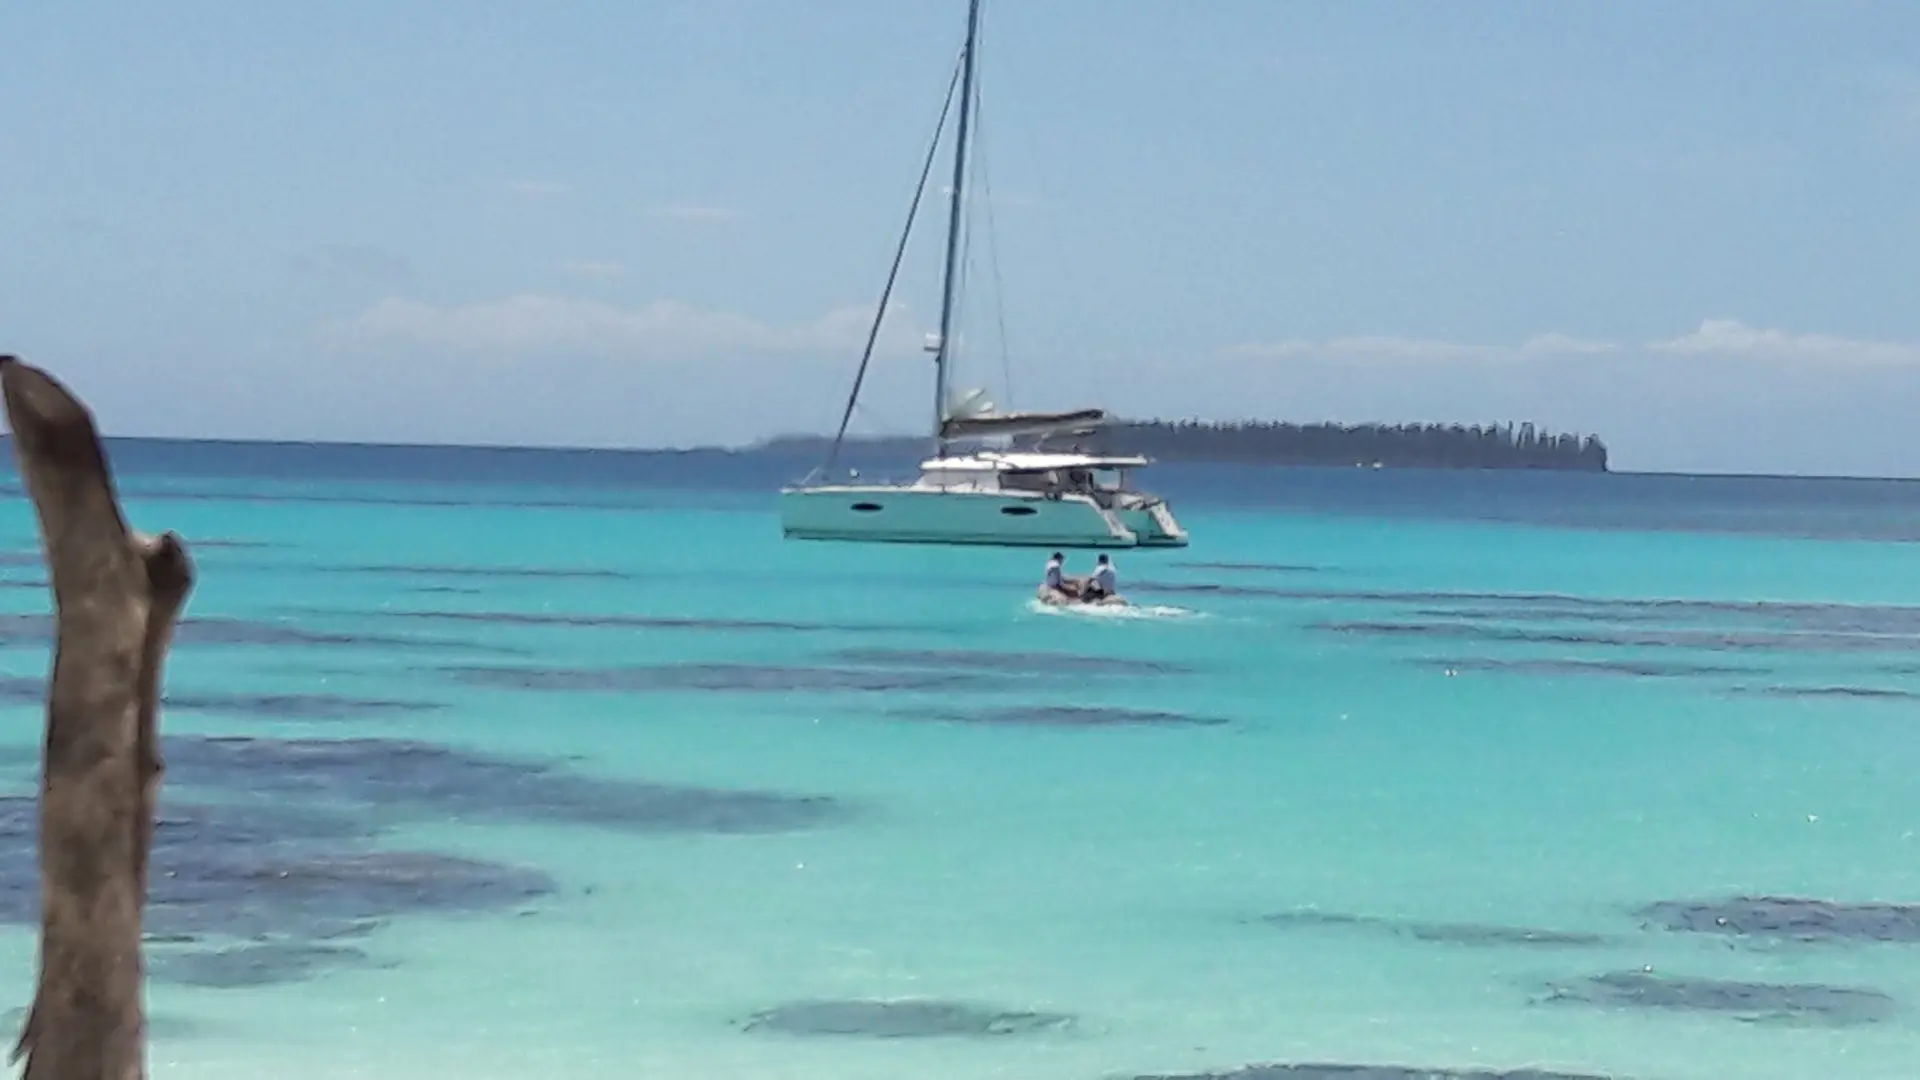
xmin=1085 ymin=554 xmax=1116 ymax=600
xmin=1043 ymin=551 xmax=1069 ymax=594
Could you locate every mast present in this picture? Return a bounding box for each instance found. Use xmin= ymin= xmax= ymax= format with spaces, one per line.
xmin=931 ymin=0 xmax=981 ymax=457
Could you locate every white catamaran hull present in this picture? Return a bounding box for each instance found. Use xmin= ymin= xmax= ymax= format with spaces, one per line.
xmin=780 ymin=486 xmax=1184 ymax=547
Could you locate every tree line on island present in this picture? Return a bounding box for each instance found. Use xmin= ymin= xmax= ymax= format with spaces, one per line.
xmin=761 ymin=419 xmax=1609 ymax=471
xmin=1071 ymin=419 xmax=1608 ymax=471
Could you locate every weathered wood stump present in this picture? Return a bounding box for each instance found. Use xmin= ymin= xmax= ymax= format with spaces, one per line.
xmin=1 ymin=356 xmax=194 ymax=1080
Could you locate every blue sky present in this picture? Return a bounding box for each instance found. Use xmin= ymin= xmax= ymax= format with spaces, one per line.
xmin=3 ymin=1 xmax=1919 ymax=475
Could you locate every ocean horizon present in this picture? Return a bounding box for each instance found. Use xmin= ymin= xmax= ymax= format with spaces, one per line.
xmin=10 ymin=431 xmax=1920 ymax=485
xmin=2 ymin=439 xmax=1918 ymax=1079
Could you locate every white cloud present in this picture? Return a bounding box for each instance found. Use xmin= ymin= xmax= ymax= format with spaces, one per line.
xmin=1221 ymin=335 xmax=1514 ymax=363
xmin=553 ymin=259 xmax=630 ymax=280
xmin=503 ymin=179 xmax=572 ymax=200
xmin=330 ymin=294 xmax=902 ymax=359
xmin=644 ymin=203 xmax=742 ymax=224
xmin=1650 ymin=319 xmax=1920 ymax=364
xmin=1520 ymin=332 xmax=1616 ymax=356
xmin=1223 ymin=321 xmax=1920 ymax=366
xmin=289 ymin=243 xmax=415 ymax=284
xmin=1869 ymin=70 xmax=1920 ymax=146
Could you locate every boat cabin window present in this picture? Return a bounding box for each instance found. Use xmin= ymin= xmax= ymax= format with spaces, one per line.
xmin=1000 ymin=469 xmax=1058 ymax=493
xmin=994 ymin=465 xmax=1135 ymax=497
xmin=1064 ymin=467 xmax=1130 ymax=492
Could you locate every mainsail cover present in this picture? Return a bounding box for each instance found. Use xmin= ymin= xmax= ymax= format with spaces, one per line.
xmin=939 ymin=408 xmax=1107 ymax=440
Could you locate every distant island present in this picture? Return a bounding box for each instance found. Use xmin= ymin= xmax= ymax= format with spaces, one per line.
xmin=758 ymin=419 xmax=1609 ymax=472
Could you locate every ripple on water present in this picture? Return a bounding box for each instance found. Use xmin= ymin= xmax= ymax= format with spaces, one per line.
xmin=1 ymin=678 xmax=442 ymax=720
xmin=893 ymin=704 xmax=1229 ymax=729
xmin=831 ymin=647 xmax=1194 ymax=676
xmin=318 ymin=562 xmax=634 ymax=581
xmin=389 ymin=609 xmax=875 ymax=632
xmin=1410 ymin=656 xmax=1758 ymax=679
xmin=1128 ymin=1060 xmax=1612 ymax=1068
xmin=0 ymin=613 xmax=522 ymax=654
xmin=445 ymin=661 xmax=990 ymax=694
xmin=738 ymin=999 xmax=1074 ymax=1038
xmin=1121 ymin=1060 xmax=1620 ymax=1068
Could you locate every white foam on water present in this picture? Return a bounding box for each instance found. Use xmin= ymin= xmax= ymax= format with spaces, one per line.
xmin=1025 ymin=599 xmax=1202 ymax=621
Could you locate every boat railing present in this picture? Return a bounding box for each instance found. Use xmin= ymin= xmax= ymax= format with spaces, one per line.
xmin=792 ymin=466 xmax=923 ymax=490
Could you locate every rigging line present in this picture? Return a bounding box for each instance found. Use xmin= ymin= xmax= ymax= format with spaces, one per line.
xmin=952 ymin=152 xmax=975 ymax=397
xmin=971 ymin=74 xmax=1016 ymax=412
xmin=819 ymin=51 xmax=966 ymax=478
xmin=949 ymin=16 xmax=990 ymax=415
xmin=849 ymin=398 xmax=915 ymax=438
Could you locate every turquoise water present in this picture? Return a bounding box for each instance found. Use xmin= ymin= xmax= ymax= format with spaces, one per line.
xmin=4 ymin=453 xmax=1920 ymax=1080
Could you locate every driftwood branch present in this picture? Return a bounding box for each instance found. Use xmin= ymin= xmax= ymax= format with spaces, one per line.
xmin=1 ymin=356 xmax=194 ymax=1080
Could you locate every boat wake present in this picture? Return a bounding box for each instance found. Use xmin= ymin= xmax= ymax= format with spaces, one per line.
xmin=1027 ymin=599 xmax=1201 ymax=621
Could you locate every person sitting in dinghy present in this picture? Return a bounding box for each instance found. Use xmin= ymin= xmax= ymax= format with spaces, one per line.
xmin=1043 ymin=552 xmax=1079 ymax=597
xmin=1083 ymin=554 xmax=1117 ymax=601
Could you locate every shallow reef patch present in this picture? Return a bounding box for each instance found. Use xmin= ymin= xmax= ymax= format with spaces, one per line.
xmin=1260 ymin=909 xmax=1612 ymax=948
xmin=1636 ymin=896 xmax=1920 ymax=944
xmin=146 ymin=940 xmax=388 ymax=989
xmin=1536 ymin=970 xmax=1896 ymax=1025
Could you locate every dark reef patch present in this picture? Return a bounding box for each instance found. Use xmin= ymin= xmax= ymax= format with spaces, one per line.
xmin=739 ymin=999 xmax=1074 ymax=1038
xmin=1129 ymin=1066 xmax=1618 ymax=1080
xmin=447 ymin=662 xmax=988 ymax=695
xmin=0 ymin=675 xmax=48 ymax=706
xmin=1637 ymin=896 xmax=1920 ymax=943
xmin=186 ymin=850 xmax=557 ymax=932
xmin=1537 ymin=970 xmax=1896 ymax=1025
xmin=833 ymin=647 xmax=1192 ymax=676
xmin=0 ymin=791 xmax=552 ymax=941
xmin=1260 ymin=909 xmax=1611 ymax=948
xmin=898 ymin=705 xmax=1228 ymax=729
xmin=147 ymin=940 xmax=387 ymax=989
xmin=158 ymin=734 xmax=851 ymax=834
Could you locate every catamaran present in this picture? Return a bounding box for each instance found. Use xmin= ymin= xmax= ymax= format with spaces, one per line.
xmin=777 ymin=0 xmax=1188 ymax=549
